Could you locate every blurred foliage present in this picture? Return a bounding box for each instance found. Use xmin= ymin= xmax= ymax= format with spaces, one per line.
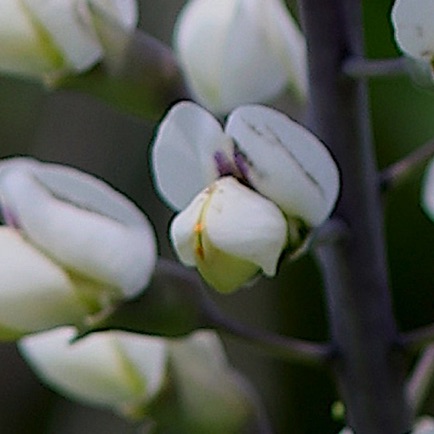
xmin=1 ymin=0 xmax=434 ymax=433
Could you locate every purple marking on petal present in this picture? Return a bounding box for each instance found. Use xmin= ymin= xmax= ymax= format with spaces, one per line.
xmin=214 ymin=151 xmax=235 ymax=177
xmin=233 ymin=149 xmax=251 ymax=183
xmin=1 ymin=206 xmax=20 ymax=229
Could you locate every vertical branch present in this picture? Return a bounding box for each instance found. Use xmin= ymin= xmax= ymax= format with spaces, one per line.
xmin=298 ymin=1 xmax=411 ymax=433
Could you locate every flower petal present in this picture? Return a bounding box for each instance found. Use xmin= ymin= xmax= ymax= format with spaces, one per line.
xmin=19 ymin=327 xmax=168 ymax=417
xmin=23 ymin=0 xmax=102 ymax=72
xmin=170 ymin=177 xmax=287 ymax=292
xmin=174 ymin=0 xmax=236 ymax=112
xmin=421 ymin=157 xmax=434 ymax=220
xmin=218 ymin=0 xmax=289 ymax=113
xmin=0 ymin=228 xmax=86 ymax=334
xmin=226 ymin=105 xmax=340 ymax=226
xmin=0 ymin=159 xmax=156 ymax=298
xmin=0 ymin=0 xmax=61 ymax=77
xmin=204 ymin=177 xmax=287 ymax=275
xmin=152 ymin=101 xmax=232 ymax=210
xmin=391 ymin=0 xmax=434 ymax=60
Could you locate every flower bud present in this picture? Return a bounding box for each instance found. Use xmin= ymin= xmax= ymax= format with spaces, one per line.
xmin=19 ymin=327 xmax=167 ymax=419
xmin=0 ymin=0 xmax=138 ymax=82
xmin=152 ymin=102 xmax=340 ymax=292
xmin=167 ymin=331 xmax=260 ymax=433
xmin=0 ymin=158 xmax=156 ymax=338
xmin=174 ymin=0 xmax=307 ymax=114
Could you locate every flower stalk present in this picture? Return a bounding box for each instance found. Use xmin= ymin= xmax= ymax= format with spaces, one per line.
xmin=298 ymin=0 xmax=411 ymax=432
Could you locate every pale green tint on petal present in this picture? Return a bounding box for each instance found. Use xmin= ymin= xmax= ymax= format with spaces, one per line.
xmin=169 ymin=331 xmax=252 ymax=432
xmin=23 ymin=0 xmax=102 ymax=72
xmin=0 ymin=161 xmax=156 ymax=298
xmin=196 ymin=237 xmax=259 ymax=293
xmin=226 ymin=105 xmax=340 ymax=226
xmin=0 ymin=228 xmax=86 ymax=333
xmin=391 ymin=0 xmax=434 ymax=60
xmin=204 ymin=177 xmax=287 ymax=276
xmin=152 ymin=101 xmax=232 ymax=210
xmin=421 ymin=158 xmax=434 ymax=220
xmin=19 ymin=328 xmax=168 ymax=416
xmin=0 ymin=1 xmax=61 ymax=77
xmin=174 ymin=0 xmax=237 ymax=113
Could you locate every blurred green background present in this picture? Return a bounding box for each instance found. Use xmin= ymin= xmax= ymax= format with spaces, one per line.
xmin=1 ymin=0 xmax=434 ymax=433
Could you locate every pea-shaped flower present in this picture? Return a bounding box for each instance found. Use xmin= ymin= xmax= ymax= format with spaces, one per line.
xmin=152 ymin=102 xmax=340 ymax=293
xmin=392 ymin=0 xmax=434 ymax=67
xmin=19 ymin=327 xmax=167 ymax=419
xmin=174 ymin=0 xmax=307 ymax=114
xmin=20 ymin=328 xmax=257 ymax=430
xmin=0 ymin=0 xmax=138 ymax=82
xmin=0 ymin=158 xmax=156 ymax=338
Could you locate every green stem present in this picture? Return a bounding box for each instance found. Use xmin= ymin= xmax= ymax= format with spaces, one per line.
xmin=298 ymin=0 xmax=411 ymax=432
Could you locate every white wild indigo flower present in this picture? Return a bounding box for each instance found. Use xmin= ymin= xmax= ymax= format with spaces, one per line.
xmin=19 ymin=328 xmax=254 ymax=427
xmin=0 ymin=158 xmax=156 ymax=338
xmin=174 ymin=0 xmax=308 ymax=114
xmin=392 ymin=0 xmax=434 ymax=72
xmin=152 ymin=102 xmax=340 ymax=293
xmin=19 ymin=327 xmax=167 ymax=419
xmin=0 ymin=0 xmax=138 ymax=82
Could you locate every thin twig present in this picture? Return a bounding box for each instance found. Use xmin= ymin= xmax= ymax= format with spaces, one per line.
xmin=402 ymin=323 xmax=434 ymax=352
xmin=342 ymin=57 xmax=407 ymax=79
xmin=204 ymin=302 xmax=333 ymax=366
xmin=406 ymin=344 xmax=434 ymax=414
xmin=380 ymin=139 xmax=434 ymax=190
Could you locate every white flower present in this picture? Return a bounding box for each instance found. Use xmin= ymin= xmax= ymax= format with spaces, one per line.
xmin=174 ymin=0 xmax=307 ymax=114
xmin=168 ymin=330 xmax=255 ymax=431
xmin=19 ymin=327 xmax=167 ymax=419
xmin=0 ymin=157 xmax=156 ymax=338
xmin=152 ymin=102 xmax=340 ymax=292
xmin=392 ymin=0 xmax=434 ymax=63
xmin=0 ymin=0 xmax=138 ymax=82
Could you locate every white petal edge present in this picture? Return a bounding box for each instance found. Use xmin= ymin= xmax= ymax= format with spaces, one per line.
xmin=0 ymin=228 xmax=86 ymax=333
xmin=170 ymin=187 xmax=208 ymax=266
xmin=152 ymin=101 xmax=232 ymax=210
xmin=421 ymin=157 xmax=434 ymax=220
xmin=19 ymin=327 xmax=168 ymax=412
xmin=0 ymin=160 xmax=156 ymax=297
xmin=226 ymin=105 xmax=340 ymax=226
xmin=391 ymin=0 xmax=434 ymax=60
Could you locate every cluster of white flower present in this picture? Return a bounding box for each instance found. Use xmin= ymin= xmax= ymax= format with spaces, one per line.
xmin=0 ymin=0 xmax=346 ymax=428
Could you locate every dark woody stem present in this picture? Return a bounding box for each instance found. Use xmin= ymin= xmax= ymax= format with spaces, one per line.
xmin=204 ymin=301 xmax=333 ymax=366
xmin=298 ymin=0 xmax=411 ymax=432
xmin=342 ymin=57 xmax=407 ymax=79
